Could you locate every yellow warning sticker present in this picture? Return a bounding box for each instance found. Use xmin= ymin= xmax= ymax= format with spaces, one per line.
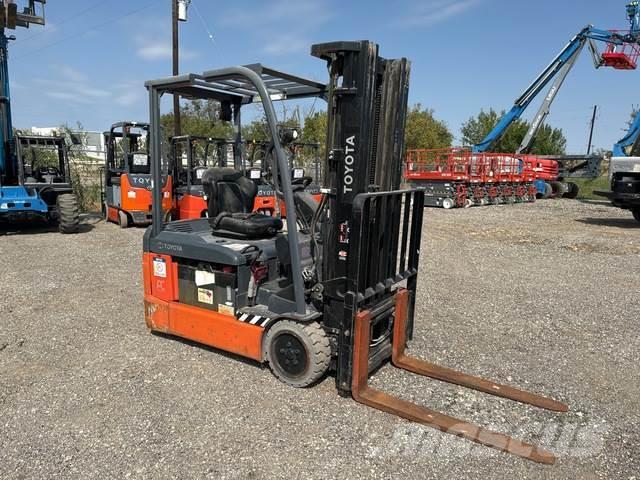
xmin=218 ymin=304 xmax=235 ymax=316
xmin=197 ymin=288 xmax=214 ymax=305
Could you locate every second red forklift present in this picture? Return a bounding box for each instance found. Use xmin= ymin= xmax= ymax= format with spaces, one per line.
xmin=170 ymin=135 xmax=231 ymax=220
xmin=102 ymin=121 xmax=172 ymax=227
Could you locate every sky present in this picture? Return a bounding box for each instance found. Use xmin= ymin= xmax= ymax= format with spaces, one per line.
xmin=7 ymin=0 xmax=639 ymax=153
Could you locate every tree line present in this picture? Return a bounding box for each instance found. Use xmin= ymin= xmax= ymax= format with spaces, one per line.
xmin=160 ymin=99 xmax=568 ymax=156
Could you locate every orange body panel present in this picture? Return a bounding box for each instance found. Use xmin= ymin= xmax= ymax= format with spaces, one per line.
xmin=253 ymin=194 xmax=277 ymax=215
xmin=142 ymin=253 xmax=264 ymax=362
xmin=253 ymin=193 xmax=323 ymax=218
xmin=175 ymin=194 xmax=208 ymax=220
xmin=110 ymin=175 xmax=173 ymax=223
xmin=107 ymin=206 xmax=119 ymax=223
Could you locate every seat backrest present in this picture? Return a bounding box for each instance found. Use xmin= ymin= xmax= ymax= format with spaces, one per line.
xmin=202 ymin=167 xmax=258 ymax=218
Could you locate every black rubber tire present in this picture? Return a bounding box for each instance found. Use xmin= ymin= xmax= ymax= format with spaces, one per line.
xmin=56 ymin=194 xmax=79 ymax=234
xmin=633 ymin=208 xmax=640 ymax=223
xmin=118 ymin=210 xmax=130 ymax=229
xmin=563 ymin=182 xmax=579 ymax=199
xmin=265 ymin=321 xmax=330 ymax=388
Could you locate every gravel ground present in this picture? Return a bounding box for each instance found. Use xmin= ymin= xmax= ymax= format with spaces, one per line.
xmin=1 ymin=200 xmax=638 ymax=479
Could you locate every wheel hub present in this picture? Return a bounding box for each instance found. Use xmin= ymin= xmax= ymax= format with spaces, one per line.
xmin=273 ymin=334 xmax=308 ymax=377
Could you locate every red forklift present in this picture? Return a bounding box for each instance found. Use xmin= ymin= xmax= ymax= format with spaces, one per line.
xmin=245 ymin=138 xmax=323 ymax=216
xmin=102 ymin=122 xmax=172 ymax=227
xmin=142 ymin=43 xmax=567 ymax=464
xmin=170 ymin=135 xmax=231 ymax=220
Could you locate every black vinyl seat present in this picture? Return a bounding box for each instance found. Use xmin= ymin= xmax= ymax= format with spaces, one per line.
xmin=202 ymin=167 xmax=282 ymax=238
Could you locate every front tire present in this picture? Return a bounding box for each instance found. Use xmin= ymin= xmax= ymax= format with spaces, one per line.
xmin=118 ymin=210 xmax=130 ymax=228
xmin=265 ymin=321 xmax=330 ymax=388
xmin=633 ymin=208 xmax=640 ymax=223
xmin=56 ymin=194 xmax=79 ymax=234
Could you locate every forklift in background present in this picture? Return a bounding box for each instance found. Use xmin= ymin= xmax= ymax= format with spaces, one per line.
xmin=142 ymin=42 xmax=567 ymax=464
xmin=170 ymin=135 xmax=231 ymax=220
xmin=245 ymin=137 xmax=323 ymax=216
xmin=0 ymin=1 xmax=79 ymax=233
xmin=102 ymin=121 xmax=172 ymax=227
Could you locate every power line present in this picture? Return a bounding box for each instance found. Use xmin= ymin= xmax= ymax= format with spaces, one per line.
xmin=14 ymin=0 xmax=160 ymax=61
xmin=191 ymin=0 xmax=215 ymax=43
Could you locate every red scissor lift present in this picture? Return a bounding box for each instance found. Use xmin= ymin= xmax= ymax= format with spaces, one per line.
xmin=405 ymin=148 xmax=469 ymax=209
xmin=405 ymin=148 xmax=537 ymax=208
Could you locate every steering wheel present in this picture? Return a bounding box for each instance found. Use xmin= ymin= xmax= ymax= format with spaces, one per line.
xmin=292 ymin=176 xmax=313 ymax=189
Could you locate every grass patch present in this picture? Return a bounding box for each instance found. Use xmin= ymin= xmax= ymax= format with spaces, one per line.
xmin=571 ymin=176 xmax=610 ymax=200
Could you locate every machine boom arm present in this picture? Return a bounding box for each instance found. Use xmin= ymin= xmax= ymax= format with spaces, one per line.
xmin=474 ymin=26 xmax=622 ymax=153
xmin=613 ymin=107 xmax=640 ymax=156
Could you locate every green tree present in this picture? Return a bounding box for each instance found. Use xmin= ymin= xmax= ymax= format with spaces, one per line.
xmin=404 ymin=104 xmax=453 ymax=150
xmin=160 ymin=99 xmax=234 ymax=145
xmin=460 ymin=108 xmax=566 ymax=155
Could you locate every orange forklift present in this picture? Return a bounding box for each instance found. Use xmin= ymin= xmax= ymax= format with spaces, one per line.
xmin=170 ymin=135 xmax=231 ymax=220
xmin=142 ymin=45 xmax=567 ymax=464
xmin=245 ymin=137 xmax=323 ymax=217
xmin=102 ymin=121 xmax=172 ymax=227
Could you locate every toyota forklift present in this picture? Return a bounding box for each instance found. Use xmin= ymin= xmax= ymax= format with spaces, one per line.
xmin=142 ymin=42 xmax=567 ymax=464
xmin=102 ymin=121 xmax=172 ymax=227
xmin=245 ymin=137 xmax=323 ymax=217
xmin=170 ymin=135 xmax=232 ymax=220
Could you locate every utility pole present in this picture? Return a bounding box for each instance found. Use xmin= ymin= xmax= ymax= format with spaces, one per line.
xmin=172 ymin=0 xmax=181 ymax=136
xmin=587 ymin=105 xmax=597 ymax=155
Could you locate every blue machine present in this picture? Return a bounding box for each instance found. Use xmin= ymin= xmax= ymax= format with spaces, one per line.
xmin=613 ymin=107 xmax=640 ymax=156
xmin=595 ymin=105 xmax=640 ymax=221
xmin=0 ymin=1 xmax=79 ymax=232
xmin=474 ymin=2 xmax=640 ymax=154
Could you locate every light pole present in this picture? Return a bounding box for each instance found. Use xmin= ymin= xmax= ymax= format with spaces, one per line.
xmin=172 ymin=0 xmax=190 ymax=136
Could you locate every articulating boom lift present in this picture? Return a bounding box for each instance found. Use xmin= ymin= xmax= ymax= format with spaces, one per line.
xmin=473 ymin=2 xmax=640 ymax=196
xmin=143 ymin=42 xmax=567 ymax=464
xmin=0 ymin=1 xmax=79 ymax=233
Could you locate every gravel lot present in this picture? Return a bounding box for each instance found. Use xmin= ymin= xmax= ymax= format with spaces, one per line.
xmin=1 ymin=200 xmax=638 ymax=479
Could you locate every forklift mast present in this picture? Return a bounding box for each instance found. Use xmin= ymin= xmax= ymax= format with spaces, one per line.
xmin=311 ymin=41 xmax=410 ymax=287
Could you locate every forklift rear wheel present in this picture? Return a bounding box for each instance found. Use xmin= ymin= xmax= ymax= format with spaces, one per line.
xmin=56 ymin=194 xmax=79 ymax=234
xmin=633 ymin=208 xmax=640 ymax=223
xmin=118 ymin=210 xmax=130 ymax=228
xmin=265 ymin=321 xmax=330 ymax=388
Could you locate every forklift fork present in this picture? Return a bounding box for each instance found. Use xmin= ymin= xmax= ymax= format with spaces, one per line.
xmin=352 ymin=289 xmax=568 ymax=465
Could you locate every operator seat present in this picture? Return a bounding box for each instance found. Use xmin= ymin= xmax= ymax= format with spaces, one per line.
xmin=202 ymin=167 xmax=282 ymax=238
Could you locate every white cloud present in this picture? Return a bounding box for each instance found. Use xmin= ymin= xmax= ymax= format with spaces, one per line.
xmin=221 ymin=0 xmax=332 ymax=56
xmin=135 ymin=40 xmax=200 ymax=61
xmin=55 ymin=65 xmax=88 ymax=83
xmin=398 ymin=0 xmax=482 ymax=27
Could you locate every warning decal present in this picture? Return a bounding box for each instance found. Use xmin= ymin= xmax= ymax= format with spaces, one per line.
xmin=153 ymin=258 xmax=167 ymax=278
xmin=197 ymin=288 xmax=214 ymax=305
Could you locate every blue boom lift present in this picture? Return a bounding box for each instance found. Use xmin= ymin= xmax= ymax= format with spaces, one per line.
xmin=0 ymin=1 xmax=79 ymax=233
xmin=595 ymin=107 xmax=640 ymax=222
xmin=473 ymin=2 xmax=640 ymax=197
